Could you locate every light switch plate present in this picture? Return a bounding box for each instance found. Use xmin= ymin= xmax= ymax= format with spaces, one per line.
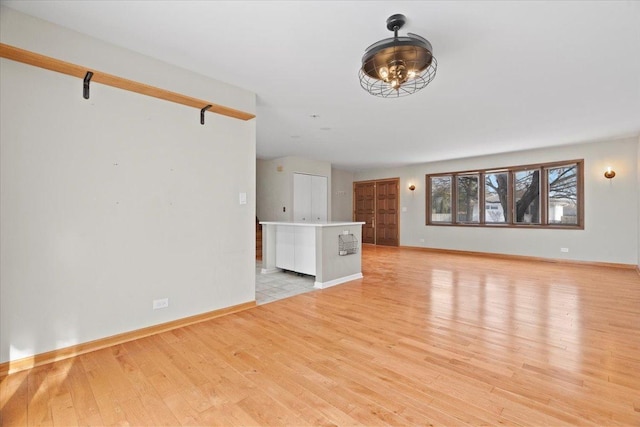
xmin=239 ymin=192 xmax=247 ymax=205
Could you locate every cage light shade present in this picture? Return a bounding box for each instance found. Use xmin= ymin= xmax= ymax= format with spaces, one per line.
xmin=359 ymin=15 xmax=437 ymax=98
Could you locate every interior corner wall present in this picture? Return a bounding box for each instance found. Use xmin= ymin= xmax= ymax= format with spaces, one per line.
xmin=0 ymin=7 xmax=256 ymax=364
xmin=354 ymin=137 xmax=639 ymax=265
xmin=331 ymin=168 xmax=355 ymax=222
xmin=256 ymin=156 xmax=332 ymax=222
xmin=256 ymin=158 xmax=290 ymax=222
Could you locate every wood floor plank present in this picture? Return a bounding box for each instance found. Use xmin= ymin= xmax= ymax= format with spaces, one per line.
xmin=26 ymin=366 xmax=54 ymax=426
xmin=2 ymin=246 xmax=639 ymax=426
xmin=0 ymin=371 xmax=29 ymax=426
xmin=49 ymin=391 xmax=78 ymax=427
xmin=197 ymin=402 xmax=259 ymax=427
xmin=118 ymin=395 xmax=156 ymax=426
xmin=63 ymin=363 xmax=103 ymax=426
xmin=213 ymin=343 xmax=357 ymax=426
xmin=162 ymin=390 xmax=203 ymax=425
xmin=90 ymin=391 xmax=127 ymax=426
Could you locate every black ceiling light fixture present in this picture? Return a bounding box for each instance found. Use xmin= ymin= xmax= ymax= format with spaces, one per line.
xmin=359 ymin=14 xmax=437 ymax=98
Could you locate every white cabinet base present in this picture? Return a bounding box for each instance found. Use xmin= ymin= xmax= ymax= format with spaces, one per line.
xmin=275 ymin=226 xmax=295 ymax=271
xmin=294 ymin=226 xmax=315 ymax=276
xmin=261 ymin=221 xmax=365 ymax=288
xmin=275 ymin=225 xmax=315 ymax=276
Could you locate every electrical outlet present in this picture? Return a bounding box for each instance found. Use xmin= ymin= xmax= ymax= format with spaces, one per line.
xmin=420 ymin=238 xmax=425 ymax=243
xmin=560 ymin=247 xmax=569 ymax=253
xmin=153 ymin=298 xmax=169 ymax=310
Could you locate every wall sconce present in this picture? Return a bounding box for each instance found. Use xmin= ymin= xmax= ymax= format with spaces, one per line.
xmin=604 ymin=166 xmax=616 ymax=179
xmin=408 ymin=184 xmax=416 ymax=191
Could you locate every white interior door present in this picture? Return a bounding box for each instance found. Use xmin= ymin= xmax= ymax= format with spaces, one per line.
xmin=311 ymin=175 xmax=328 ymax=222
xmin=293 ymin=173 xmax=312 ymax=222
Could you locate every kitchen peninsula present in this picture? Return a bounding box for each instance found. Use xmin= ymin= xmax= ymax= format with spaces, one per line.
xmin=259 ymin=221 xmax=365 ymax=289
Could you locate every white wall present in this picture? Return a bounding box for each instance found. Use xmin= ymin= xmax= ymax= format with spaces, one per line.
xmin=331 ymin=168 xmax=355 ymax=221
xmin=256 ymin=158 xmax=289 ymax=222
xmin=0 ymin=7 xmax=256 ymax=363
xmin=637 ymin=136 xmax=640 ymax=270
xmin=256 ymin=156 xmax=331 ymax=222
xmin=355 ymin=137 xmax=639 ymax=265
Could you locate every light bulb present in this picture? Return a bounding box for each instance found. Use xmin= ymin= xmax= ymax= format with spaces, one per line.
xmin=379 ymin=67 xmax=389 ymax=79
xmin=391 ymin=79 xmax=399 ymax=89
xmin=407 ymin=70 xmax=416 ymax=79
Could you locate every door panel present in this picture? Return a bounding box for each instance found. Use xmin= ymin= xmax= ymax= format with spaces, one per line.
xmin=293 ymin=173 xmax=312 ymax=222
xmin=353 ymin=179 xmax=399 ymax=246
xmin=354 ymin=182 xmax=375 ymax=244
xmin=311 ymin=175 xmax=328 ymax=222
xmin=294 ymin=173 xmax=328 ymax=222
xmin=376 ymin=180 xmax=399 ymax=246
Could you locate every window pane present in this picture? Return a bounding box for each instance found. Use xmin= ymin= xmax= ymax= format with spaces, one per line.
xmin=485 ymin=172 xmax=508 ymax=223
xmin=426 ymin=160 xmax=581 ymax=228
xmin=514 ymin=170 xmax=540 ymax=223
xmin=548 ymin=165 xmax=578 ymax=224
xmin=457 ymin=175 xmax=479 ymax=222
xmin=430 ymin=176 xmax=452 ymax=222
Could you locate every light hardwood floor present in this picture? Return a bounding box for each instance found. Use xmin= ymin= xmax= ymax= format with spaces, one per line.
xmin=2 ymin=246 xmax=639 ymax=426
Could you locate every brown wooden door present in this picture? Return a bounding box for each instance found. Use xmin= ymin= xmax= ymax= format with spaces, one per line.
xmin=354 ymin=182 xmax=375 ymax=244
xmin=376 ymin=179 xmax=399 ymax=246
xmin=353 ymin=178 xmax=399 ymax=246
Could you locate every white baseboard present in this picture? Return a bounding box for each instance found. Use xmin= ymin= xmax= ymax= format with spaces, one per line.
xmin=314 ymin=273 xmax=363 ymax=289
xmin=261 ymin=267 xmax=280 ymax=274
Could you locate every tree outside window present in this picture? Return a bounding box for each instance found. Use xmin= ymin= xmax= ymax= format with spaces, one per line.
xmin=485 ymin=172 xmax=508 ymax=223
xmin=430 ymin=176 xmax=452 ymax=222
xmin=426 ymin=160 xmax=582 ymax=228
xmin=457 ymin=175 xmax=479 ymax=222
xmin=514 ymin=170 xmax=540 ymax=224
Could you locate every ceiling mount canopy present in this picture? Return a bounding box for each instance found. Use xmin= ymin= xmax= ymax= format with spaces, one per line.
xmin=359 ymin=14 xmax=437 ymax=98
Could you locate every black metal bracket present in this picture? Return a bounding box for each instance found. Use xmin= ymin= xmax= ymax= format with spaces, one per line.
xmin=83 ymin=71 xmax=94 ymax=99
xmin=200 ymin=105 xmax=212 ymax=125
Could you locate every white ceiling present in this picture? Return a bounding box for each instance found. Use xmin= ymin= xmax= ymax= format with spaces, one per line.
xmin=3 ymin=1 xmax=640 ymax=171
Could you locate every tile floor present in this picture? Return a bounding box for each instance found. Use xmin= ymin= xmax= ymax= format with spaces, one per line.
xmin=255 ymin=261 xmax=316 ymax=305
